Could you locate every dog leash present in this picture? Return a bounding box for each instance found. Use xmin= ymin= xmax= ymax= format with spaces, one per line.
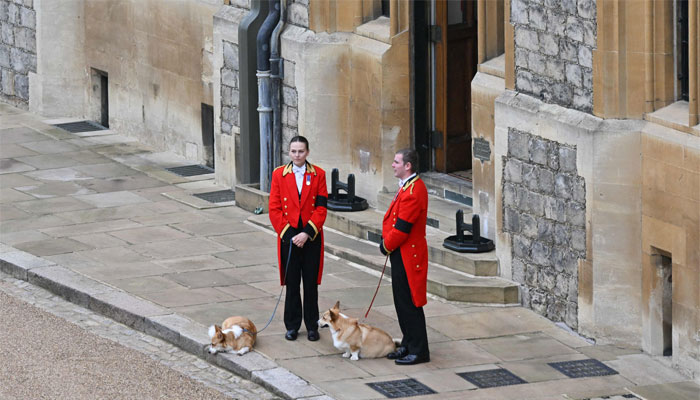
xmin=256 ymin=243 xmax=293 ymax=334
xmin=364 ymin=254 xmax=389 ymax=319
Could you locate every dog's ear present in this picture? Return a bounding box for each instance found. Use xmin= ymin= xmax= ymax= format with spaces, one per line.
xmin=333 ymin=300 xmax=340 ymax=310
xmin=215 ymin=324 xmax=222 ymax=332
xmin=330 ymin=308 xmax=339 ymax=322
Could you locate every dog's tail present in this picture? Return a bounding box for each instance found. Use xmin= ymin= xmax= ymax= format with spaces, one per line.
xmin=392 ymin=338 xmax=401 ymax=346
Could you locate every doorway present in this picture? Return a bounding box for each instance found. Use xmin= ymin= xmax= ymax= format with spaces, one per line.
xmin=412 ymin=0 xmax=478 ymax=174
xmin=89 ymin=68 xmax=109 ymax=128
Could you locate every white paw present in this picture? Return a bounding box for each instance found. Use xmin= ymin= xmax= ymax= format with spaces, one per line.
xmin=342 ymin=352 xmax=351 ymax=358
xmin=237 ymin=347 xmax=250 ymax=355
xmin=208 ymin=347 xmax=218 ymax=354
xmin=350 ymin=354 xmax=359 ymax=361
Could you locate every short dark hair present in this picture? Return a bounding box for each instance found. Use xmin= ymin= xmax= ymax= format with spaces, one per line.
xmin=396 ymin=148 xmax=418 ymax=173
xmin=289 ymin=136 xmax=309 ymax=150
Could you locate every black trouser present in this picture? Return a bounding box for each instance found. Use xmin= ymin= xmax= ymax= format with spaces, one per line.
xmin=391 ymin=248 xmax=429 ymax=357
xmin=281 ymin=231 xmax=321 ymax=332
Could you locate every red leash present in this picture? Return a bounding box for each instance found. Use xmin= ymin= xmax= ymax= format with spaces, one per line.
xmin=364 ymin=254 xmax=389 ymax=319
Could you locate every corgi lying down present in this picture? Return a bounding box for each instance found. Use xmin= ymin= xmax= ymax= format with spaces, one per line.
xmin=208 ymin=316 xmax=257 ymax=355
xmin=318 ymin=301 xmax=399 ymax=360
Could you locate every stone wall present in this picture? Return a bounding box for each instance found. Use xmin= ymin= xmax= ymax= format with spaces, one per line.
xmin=0 ymin=0 xmax=35 ymax=107
xmin=286 ymin=0 xmax=308 ymax=29
xmin=502 ymin=127 xmax=586 ymax=329
xmin=280 ymin=60 xmax=298 ymax=162
xmin=511 ymin=0 xmax=595 ymax=113
xmin=221 ymin=40 xmax=240 ymax=137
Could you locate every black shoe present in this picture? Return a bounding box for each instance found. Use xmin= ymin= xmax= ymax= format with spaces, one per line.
xmin=285 ymin=329 xmax=298 ymax=341
xmin=395 ymin=353 xmax=430 ymax=365
xmin=307 ymin=330 xmax=320 ymax=341
xmin=386 ymin=346 xmax=408 ymax=360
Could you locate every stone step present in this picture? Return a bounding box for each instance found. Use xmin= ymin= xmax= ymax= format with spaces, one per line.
xmin=421 ymin=171 xmax=473 ymax=207
xmin=322 ymin=207 xmax=499 ymax=277
xmin=377 ymin=191 xmax=473 ymax=235
xmin=247 ymin=214 xmax=520 ymax=305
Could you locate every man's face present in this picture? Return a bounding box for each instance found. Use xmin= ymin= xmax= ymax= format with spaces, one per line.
xmin=289 ymin=142 xmax=309 ymax=167
xmin=392 ymin=153 xmax=411 ymax=180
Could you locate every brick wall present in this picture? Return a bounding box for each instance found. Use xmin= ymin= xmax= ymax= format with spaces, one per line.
xmin=502 ymin=128 xmax=586 ymax=329
xmin=512 ymin=0 xmax=596 ymax=113
xmin=0 ymin=0 xmax=35 ymax=107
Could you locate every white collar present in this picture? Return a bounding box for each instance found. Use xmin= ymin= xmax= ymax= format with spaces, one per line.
xmin=399 ymin=173 xmax=417 ymax=188
xmin=292 ymin=163 xmax=306 ymax=174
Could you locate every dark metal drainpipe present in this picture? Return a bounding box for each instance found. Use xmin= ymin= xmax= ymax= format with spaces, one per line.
xmin=256 ymin=0 xmax=279 ymax=192
xmin=270 ymin=0 xmax=286 ymax=168
xmin=237 ymin=0 xmax=269 ymax=185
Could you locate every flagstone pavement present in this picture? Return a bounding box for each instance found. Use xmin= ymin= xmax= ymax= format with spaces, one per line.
xmin=1 ymin=103 xmax=698 ymax=399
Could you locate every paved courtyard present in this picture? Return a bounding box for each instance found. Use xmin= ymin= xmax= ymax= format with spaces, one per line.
xmin=1 ymin=103 xmax=698 ymax=399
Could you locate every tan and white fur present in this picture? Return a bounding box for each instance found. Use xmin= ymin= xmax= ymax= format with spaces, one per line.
xmin=208 ymin=316 xmax=257 ymax=356
xmin=318 ymin=301 xmax=399 ymax=361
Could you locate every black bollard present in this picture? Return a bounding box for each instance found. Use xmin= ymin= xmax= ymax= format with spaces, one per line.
xmin=327 ymin=168 xmax=368 ymax=212
xmin=443 ymin=211 xmax=495 ymax=253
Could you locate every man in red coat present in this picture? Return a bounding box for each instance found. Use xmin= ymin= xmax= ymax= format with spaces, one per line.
xmin=379 ymin=148 xmax=430 ymax=365
xmin=269 ymin=136 xmax=328 ymax=342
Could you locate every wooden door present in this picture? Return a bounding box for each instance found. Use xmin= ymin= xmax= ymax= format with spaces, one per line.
xmin=434 ymin=0 xmax=478 ymax=173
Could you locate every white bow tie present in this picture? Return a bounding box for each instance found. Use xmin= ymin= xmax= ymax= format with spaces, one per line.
xmin=293 ymin=166 xmax=305 ymax=175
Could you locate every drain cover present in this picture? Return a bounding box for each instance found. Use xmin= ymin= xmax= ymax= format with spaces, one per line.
xmin=166 ymin=165 xmax=215 ymax=177
xmin=366 ymin=378 xmax=435 ymax=398
xmin=458 ymin=368 xmax=527 ymax=388
xmin=548 ymin=359 xmax=618 ymax=379
xmin=193 ymin=190 xmax=235 ymax=203
xmin=53 ymin=120 xmax=107 ymax=133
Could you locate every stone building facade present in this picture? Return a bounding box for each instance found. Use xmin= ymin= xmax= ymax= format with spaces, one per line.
xmin=0 ymin=0 xmax=36 ymax=107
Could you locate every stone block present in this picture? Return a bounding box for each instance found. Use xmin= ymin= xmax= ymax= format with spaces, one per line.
xmin=221 ymin=121 xmax=232 ymax=135
xmin=568 ymin=276 xmax=578 ymax=302
xmin=544 ymin=0 xmax=560 ymax=9
xmin=515 ymin=48 xmax=529 ymax=69
xmin=555 ymin=173 xmax=573 ymax=199
xmin=562 ymin=251 xmax=578 ymax=275
xmin=512 ymin=258 xmax=526 ymax=283
xmin=222 ymin=106 xmax=234 ymax=124
xmin=523 ymin=163 xmax=539 ymax=191
xmin=565 ymin=16 xmax=584 ymax=42
xmin=13 ymin=26 xmax=34 ymax=52
xmin=561 ymin=0 xmax=577 ymax=15
xmin=545 ymin=59 xmax=564 ymax=81
xmin=526 ymin=191 xmax=545 ymax=216
xmin=521 ymin=213 xmax=538 ymax=238
xmin=1 ymin=68 xmax=13 ymax=95
xmin=23 ymin=0 xmax=32 ymax=8
xmin=504 ymin=158 xmax=523 ymax=183
xmin=508 ymin=128 xmax=530 ymax=160
xmin=570 ymin=228 xmax=586 ymax=251
xmin=554 ymin=274 xmax=569 ymax=298
xmin=221 ymin=85 xmax=233 ymax=106
xmin=572 ymin=175 xmax=585 ymax=203
xmin=13 ymin=71 xmax=26 ymax=99
xmin=1 ymin=22 xmax=14 ymax=46
xmin=0 ymin=2 xmax=8 ymax=22
xmin=566 ymin=63 xmax=582 ymax=87
xmin=221 ymin=68 xmax=237 ymax=87
xmin=7 ymin=2 xmax=18 ymax=24
xmin=503 ymin=182 xmax=520 ymax=206
xmin=540 ymin=266 xmax=556 ymax=290
xmin=559 ymin=39 xmax=578 ymax=62
xmin=288 ymin=3 xmax=309 ymax=28
xmin=547 ymin=299 xmax=567 ymax=321
xmin=547 ymin=143 xmax=559 ymax=170
xmin=531 ymin=241 xmax=552 ymax=266
xmin=554 ymin=224 xmax=571 ymax=246
xmin=513 ymin=234 xmax=532 ymax=259
xmin=565 ymin=301 xmax=578 ymax=329
xmin=10 ymin=47 xmax=33 ymax=73
xmin=546 ymin=10 xmax=567 ymax=36
xmin=516 ymin=69 xmax=535 ymax=93
xmin=19 ymin=6 xmax=33 ymax=29
xmin=287 ymin=106 xmax=298 ymax=127
xmin=538 ymin=168 xmax=554 ymax=194
xmin=573 ymin=88 xmax=592 ymax=112
xmin=583 ymin=20 xmax=595 ymax=46
xmin=252 ymin=367 xmax=323 ymax=399
xmin=504 ymin=206 xmax=521 ymax=233
xmin=282 ymin=59 xmax=294 ymax=87
xmin=550 ymin=82 xmax=573 ymax=107
xmin=537 ymin=219 xmax=555 ymax=242
xmin=558 ymin=146 xmax=577 ymax=172
xmin=529 ymin=137 xmax=548 ymax=165
xmin=529 ymin=4 xmax=546 ymax=30
xmin=511 ymin=0 xmax=529 ymax=24
xmin=539 ymin=32 xmax=559 ymax=56
xmin=223 ymin=41 xmax=238 ymax=69
xmin=578 ymin=44 xmax=592 ymax=68
xmin=582 ymin=68 xmax=593 ymax=90
xmin=0 ymin=44 xmax=8 ymax=67
xmin=282 ymin=86 xmax=297 ymax=107
xmin=525 ymin=262 xmax=538 ymax=286
xmin=521 ymin=286 xmax=531 ymax=308
xmin=545 ymin=196 xmax=566 ymax=223
xmin=577 ymin=0 xmax=595 ymax=19
xmin=515 ymin=27 xmax=539 ymax=52
xmin=528 ymin=51 xmax=546 ymax=75
xmin=530 ymin=289 xmax=547 ymax=315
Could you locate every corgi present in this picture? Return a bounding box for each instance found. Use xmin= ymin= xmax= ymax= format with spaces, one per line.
xmin=208 ymin=316 xmax=257 ymax=356
xmin=318 ymin=301 xmax=399 ymax=361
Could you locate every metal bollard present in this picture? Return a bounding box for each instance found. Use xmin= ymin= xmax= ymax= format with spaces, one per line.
xmin=327 ymin=168 xmax=368 ymax=212
xmin=443 ymin=211 xmax=495 ymax=253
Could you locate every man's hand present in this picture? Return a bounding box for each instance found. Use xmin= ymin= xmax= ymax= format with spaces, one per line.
xmin=379 ymin=239 xmax=389 ymax=256
xmin=292 ymin=232 xmax=310 ymax=248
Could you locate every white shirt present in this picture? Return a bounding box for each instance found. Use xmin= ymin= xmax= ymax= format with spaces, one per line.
xmin=398 ymin=173 xmax=417 ymax=189
xmin=292 ymin=163 xmax=306 ymax=194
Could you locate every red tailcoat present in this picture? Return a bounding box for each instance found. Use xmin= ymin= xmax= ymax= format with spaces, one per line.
xmin=381 ymin=175 xmax=429 ymax=307
xmin=269 ymin=162 xmax=328 ymax=285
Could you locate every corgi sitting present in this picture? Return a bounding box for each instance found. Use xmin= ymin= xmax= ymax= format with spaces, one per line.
xmin=208 ymin=316 xmax=257 ymax=356
xmin=318 ymin=301 xmax=399 ymax=361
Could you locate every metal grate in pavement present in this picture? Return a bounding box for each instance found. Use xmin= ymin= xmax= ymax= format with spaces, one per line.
xmin=192 ymin=190 xmax=235 ymax=203
xmin=166 ymin=164 xmax=215 ymax=177
xmin=366 ymin=378 xmax=435 ymax=398
xmin=53 ymin=120 xmax=107 ymax=133
xmin=457 ymin=368 xmax=527 ymax=388
xmin=548 ymin=359 xmax=618 ymax=379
